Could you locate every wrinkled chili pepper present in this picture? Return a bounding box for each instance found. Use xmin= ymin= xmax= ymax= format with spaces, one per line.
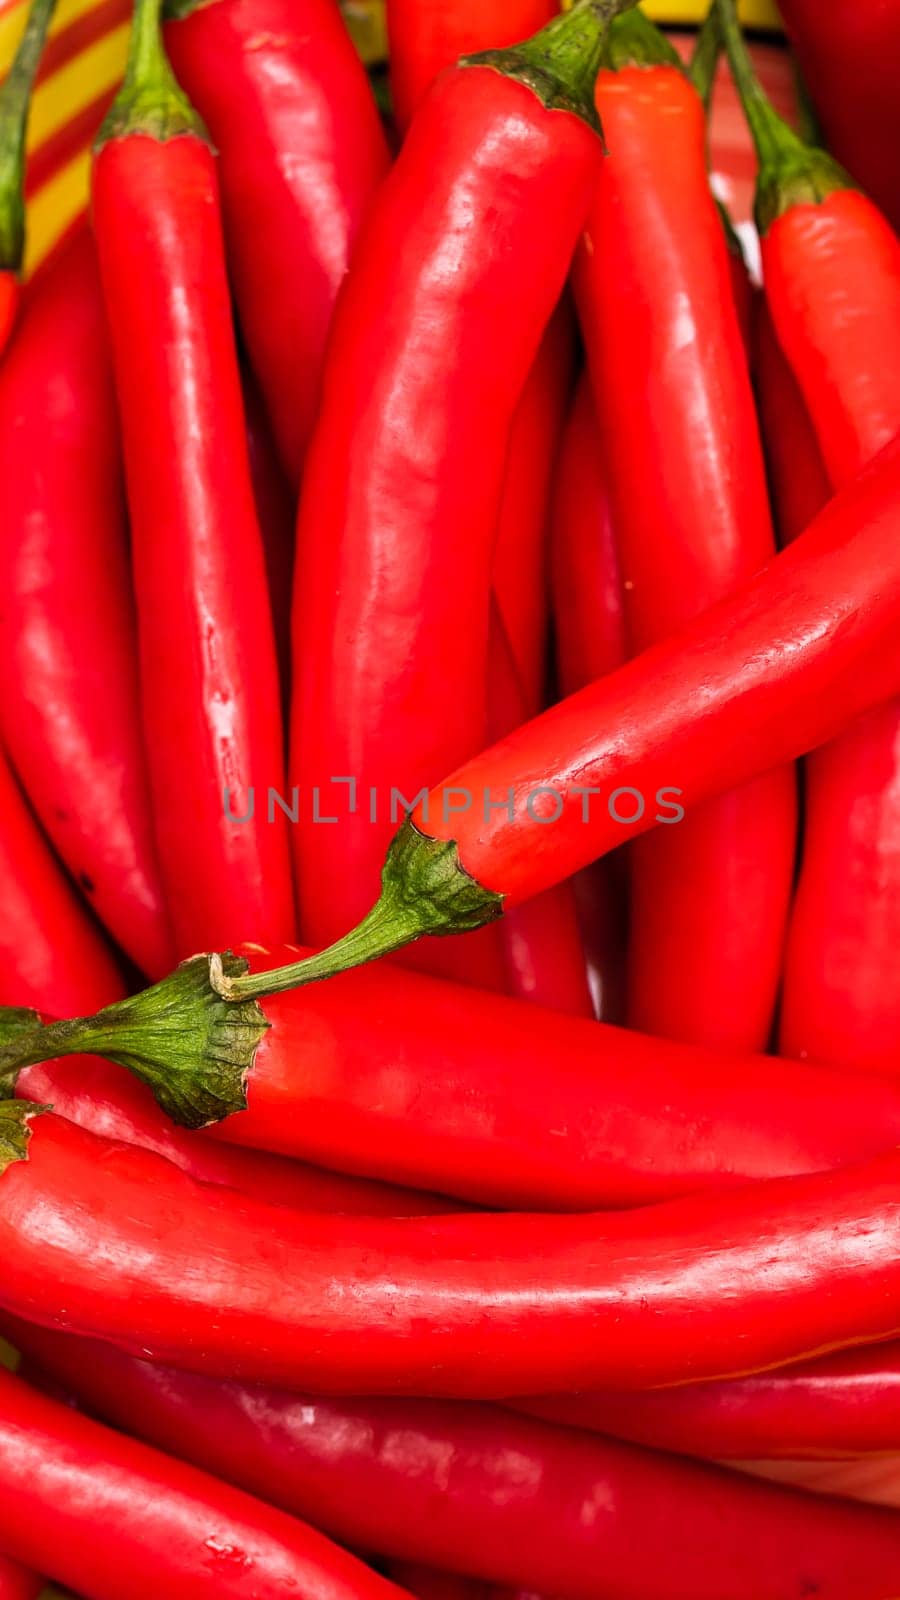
xmin=574 ymin=9 xmax=795 ymax=1053
xmin=92 ymin=0 xmax=295 ymax=958
xmin=0 ymin=0 xmax=56 ymax=355
xmin=0 ymin=1359 xmax=416 ymax=1600
xmin=10 ymin=1319 xmax=900 ymax=1600
xmin=0 ymin=227 xmax=174 ymax=979
xmin=164 ymin=0 xmax=389 ymax=486
xmin=290 ymin=2 xmax=622 ymax=962
xmin=3 ymin=1097 xmax=900 ymax=1395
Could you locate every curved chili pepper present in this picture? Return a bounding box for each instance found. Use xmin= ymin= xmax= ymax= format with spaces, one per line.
xmin=14 ymin=943 xmax=900 ymax=1210
xmin=0 ymin=227 xmax=173 ymax=980
xmin=525 ymin=1342 xmax=900 ymax=1463
xmin=242 ymin=362 xmax=295 ymax=708
xmin=0 ymin=0 xmax=56 ymax=357
xmin=0 ymin=1557 xmax=42 ymax=1600
xmin=164 ymin=0 xmax=389 ymax=486
xmin=0 ymin=747 xmax=124 ymax=1017
xmin=491 ymin=303 xmax=576 ymax=717
xmin=488 ymin=610 xmax=593 ymax=1016
xmin=753 ymin=301 xmax=830 ymax=547
xmin=776 ymin=0 xmax=900 ymax=235
xmin=0 ymin=1360 xmax=415 ymax=1600
xmin=718 ymin=1 xmax=900 ymax=1072
xmin=5 ymin=1098 xmax=900 ymax=1395
xmin=572 ymin=11 xmax=795 ymax=1052
xmin=290 ymin=4 xmax=618 ymax=956
xmin=239 ymin=426 xmax=900 ymax=992
xmin=386 ymin=0 xmax=556 ymax=133
xmin=92 ymin=0 xmax=295 ymax=959
xmin=11 ymin=1322 xmax=900 ymax=1600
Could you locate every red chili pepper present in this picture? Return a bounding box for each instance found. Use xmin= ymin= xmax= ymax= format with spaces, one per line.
xmin=0 ymin=1361 xmax=416 ymax=1600
xmin=488 ymin=611 xmax=593 ymax=1016
xmin=240 ymin=426 xmax=900 ymax=992
xmin=92 ymin=0 xmax=295 ymax=958
xmin=753 ymin=300 xmax=830 ymax=547
xmin=525 ymin=1341 xmax=900 ymax=1463
xmin=0 ymin=1556 xmax=41 ymax=1600
xmin=718 ymin=1 xmax=900 ymax=1072
xmin=290 ymin=5 xmax=615 ymax=954
xmin=0 ymin=227 xmax=174 ymax=979
xmin=0 ymin=0 xmax=56 ymax=357
xmin=16 ymin=943 xmax=900 ymax=1211
xmin=5 ymin=1087 xmax=900 ymax=1394
xmin=491 ymin=302 xmax=576 ymax=716
xmin=12 ymin=1321 xmax=900 ymax=1600
xmin=386 ymin=0 xmax=556 ymax=133
xmin=242 ymin=362 xmax=296 ymax=708
xmin=164 ymin=0 xmax=389 ymax=486
xmin=776 ymin=0 xmax=900 ymax=235
xmin=550 ymin=373 xmax=626 ymax=697
xmin=11 ymin=1045 xmax=447 ymax=1218
xmin=0 ymin=746 xmax=124 ymax=1016
xmin=573 ymin=11 xmax=795 ymax=1052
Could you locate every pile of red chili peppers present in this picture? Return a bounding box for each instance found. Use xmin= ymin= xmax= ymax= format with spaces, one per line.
xmin=0 ymin=0 xmax=899 ymax=1592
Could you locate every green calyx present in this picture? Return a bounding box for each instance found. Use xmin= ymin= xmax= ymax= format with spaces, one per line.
xmin=0 ymin=1101 xmax=44 ymax=1177
xmin=210 ymin=818 xmax=505 ymax=1003
xmin=98 ymin=0 xmax=208 ymax=146
xmin=461 ymin=0 xmax=641 ymax=136
xmin=715 ymin=0 xmax=852 ymax=234
xmin=0 ymin=954 xmax=267 ymax=1130
xmin=0 ymin=0 xmax=57 ymax=272
xmin=604 ymin=8 xmax=682 ymax=73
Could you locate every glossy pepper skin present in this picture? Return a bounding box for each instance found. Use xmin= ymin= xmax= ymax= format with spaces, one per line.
xmin=0 ymin=228 xmax=174 ymax=979
xmin=402 ymin=431 xmax=900 ymax=917
xmin=13 ymin=1049 xmax=448 ymax=1217
xmin=11 ymin=1328 xmax=900 ymax=1600
xmin=43 ymin=939 xmax=900 ymax=1212
xmin=488 ymin=613 xmax=593 ymax=1016
xmin=0 ymin=1363 xmax=415 ymax=1600
xmin=776 ymin=0 xmax=900 ymax=234
xmin=753 ymin=300 xmax=830 ymax=547
xmin=164 ymin=0 xmax=389 ymax=486
xmin=386 ymin=0 xmax=556 ymax=133
xmin=92 ymin=10 xmax=295 ymax=958
xmin=290 ymin=20 xmax=606 ymax=951
xmin=573 ymin=17 xmax=795 ymax=1052
xmin=716 ymin=10 xmax=900 ymax=1073
xmin=0 ymin=746 xmax=124 ymax=1016
xmin=9 ymin=1105 xmax=900 ymax=1396
xmin=526 ymin=1342 xmax=900 ymax=1463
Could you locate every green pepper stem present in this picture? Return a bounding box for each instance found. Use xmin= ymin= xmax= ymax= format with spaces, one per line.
xmin=604 ymin=8 xmax=682 ymax=73
xmin=688 ymin=5 xmax=722 ymax=110
xmin=462 ymin=0 xmax=642 ymax=136
xmin=98 ymin=0 xmax=207 ymax=145
xmin=715 ymin=0 xmax=851 ymax=231
xmin=211 ymin=819 xmax=505 ymax=1003
xmin=0 ymin=0 xmax=57 ymax=271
